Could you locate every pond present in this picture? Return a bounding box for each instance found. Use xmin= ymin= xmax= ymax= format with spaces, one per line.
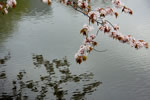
xmin=0 ymin=0 xmax=150 ymax=100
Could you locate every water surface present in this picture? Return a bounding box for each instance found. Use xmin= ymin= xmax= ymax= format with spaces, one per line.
xmin=0 ymin=0 xmax=150 ymax=100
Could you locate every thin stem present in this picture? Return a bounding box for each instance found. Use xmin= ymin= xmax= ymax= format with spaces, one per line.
xmin=105 ymin=20 xmax=114 ymax=28
xmin=70 ymin=4 xmax=103 ymax=26
xmin=96 ymin=29 xmax=100 ymax=36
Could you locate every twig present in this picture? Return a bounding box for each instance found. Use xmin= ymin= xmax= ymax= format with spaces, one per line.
xmin=93 ymin=48 xmax=107 ymax=52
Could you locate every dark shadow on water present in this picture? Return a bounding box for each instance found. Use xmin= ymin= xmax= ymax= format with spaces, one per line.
xmin=0 ymin=54 xmax=102 ymax=100
xmin=0 ymin=52 xmax=11 ymax=80
xmin=0 ymin=52 xmax=11 ymax=65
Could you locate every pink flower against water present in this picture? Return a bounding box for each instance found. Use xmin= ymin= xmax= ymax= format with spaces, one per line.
xmin=113 ymin=0 xmax=124 ymax=8
xmin=96 ymin=7 xmax=119 ymax=18
xmin=78 ymin=0 xmax=88 ymax=9
xmin=83 ymin=24 xmax=94 ymax=32
xmin=105 ymin=7 xmax=114 ymax=16
xmin=75 ymin=32 xmax=97 ymax=64
xmin=42 ymin=0 xmax=51 ymax=5
xmin=88 ymin=11 xmax=100 ymax=20
xmin=7 ymin=0 xmax=17 ymax=8
xmin=103 ymin=24 xmax=112 ymax=33
xmin=90 ymin=34 xmax=96 ymax=39
xmin=80 ymin=48 xmax=85 ymax=54
xmin=4 ymin=8 xmax=8 ymax=14
xmin=122 ymin=6 xmax=133 ymax=15
xmin=113 ymin=24 xmax=120 ymax=30
xmin=80 ymin=24 xmax=94 ymax=36
xmin=96 ymin=8 xmax=106 ymax=15
xmin=0 ymin=4 xmax=3 ymax=9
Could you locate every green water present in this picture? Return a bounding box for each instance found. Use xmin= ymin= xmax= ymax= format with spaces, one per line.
xmin=0 ymin=0 xmax=150 ymax=100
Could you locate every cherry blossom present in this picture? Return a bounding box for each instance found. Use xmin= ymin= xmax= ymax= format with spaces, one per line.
xmin=6 ymin=0 xmax=17 ymax=8
xmin=78 ymin=0 xmax=88 ymax=9
xmin=75 ymin=33 xmax=97 ymax=64
xmin=88 ymin=11 xmax=100 ymax=19
xmin=122 ymin=6 xmax=133 ymax=15
xmin=80 ymin=24 xmax=94 ymax=36
xmin=113 ymin=24 xmax=120 ymax=31
xmin=88 ymin=11 xmax=100 ymax=23
xmin=0 ymin=4 xmax=3 ymax=9
xmin=83 ymin=24 xmax=94 ymax=32
xmin=98 ymin=23 xmax=148 ymax=49
xmin=112 ymin=0 xmax=124 ymax=8
xmin=41 ymin=0 xmax=51 ymax=5
xmin=4 ymin=8 xmax=8 ymax=14
xmin=96 ymin=7 xmax=118 ymax=18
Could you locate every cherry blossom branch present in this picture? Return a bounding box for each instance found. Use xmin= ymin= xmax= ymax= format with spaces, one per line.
xmin=69 ymin=4 xmax=103 ymax=26
xmin=47 ymin=0 xmax=147 ymax=64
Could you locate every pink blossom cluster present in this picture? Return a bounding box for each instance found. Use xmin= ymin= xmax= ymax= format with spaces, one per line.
xmin=97 ymin=7 xmax=113 ymax=15
xmin=112 ymin=0 xmax=133 ymax=15
xmin=96 ymin=7 xmax=118 ymax=18
xmin=83 ymin=24 xmax=94 ymax=32
xmin=73 ymin=0 xmax=148 ymax=64
xmin=80 ymin=24 xmax=94 ymax=36
xmin=3 ymin=8 xmax=8 ymax=14
xmin=78 ymin=0 xmax=88 ymax=9
xmin=122 ymin=6 xmax=133 ymax=15
xmin=75 ymin=33 xmax=97 ymax=64
xmin=0 ymin=0 xmax=17 ymax=14
xmin=99 ymin=23 xmax=148 ymax=49
xmin=0 ymin=4 xmax=3 ymax=9
xmin=88 ymin=11 xmax=100 ymax=19
xmin=112 ymin=0 xmax=124 ymax=8
xmin=88 ymin=11 xmax=100 ymax=23
xmin=6 ymin=0 xmax=17 ymax=8
xmin=0 ymin=3 xmax=6 ymax=14
xmin=41 ymin=0 xmax=51 ymax=5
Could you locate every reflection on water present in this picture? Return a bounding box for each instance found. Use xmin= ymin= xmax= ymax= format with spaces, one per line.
xmin=28 ymin=0 xmax=52 ymax=15
xmin=0 ymin=52 xmax=11 ymax=65
xmin=0 ymin=54 xmax=101 ymax=100
xmin=0 ymin=0 xmax=29 ymax=34
xmin=0 ymin=52 xmax=11 ymax=80
xmin=0 ymin=0 xmax=52 ymax=46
